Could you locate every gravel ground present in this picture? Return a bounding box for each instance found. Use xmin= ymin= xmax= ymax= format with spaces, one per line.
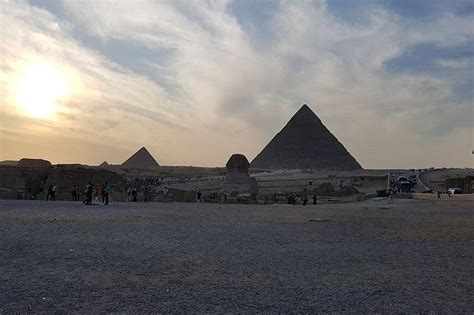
xmin=0 ymin=199 xmax=473 ymax=313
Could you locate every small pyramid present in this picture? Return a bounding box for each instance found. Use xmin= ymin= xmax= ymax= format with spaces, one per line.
xmin=98 ymin=161 xmax=110 ymax=168
xmin=122 ymin=147 xmax=160 ymax=169
xmin=250 ymin=104 xmax=362 ymax=170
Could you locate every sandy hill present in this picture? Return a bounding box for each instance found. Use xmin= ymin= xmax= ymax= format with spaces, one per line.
xmin=251 ymin=104 xmax=362 ymax=171
xmin=122 ymin=147 xmax=159 ymax=169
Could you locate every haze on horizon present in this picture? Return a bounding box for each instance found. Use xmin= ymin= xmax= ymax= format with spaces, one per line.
xmin=0 ymin=0 xmax=473 ymax=169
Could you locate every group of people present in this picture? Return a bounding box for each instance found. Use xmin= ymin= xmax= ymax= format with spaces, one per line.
xmin=126 ymin=185 xmax=169 ymax=202
xmin=83 ymin=181 xmax=112 ymax=205
xmin=287 ymin=191 xmax=317 ymax=206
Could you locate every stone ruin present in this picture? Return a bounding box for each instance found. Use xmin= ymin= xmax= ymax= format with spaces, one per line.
xmin=222 ymin=154 xmax=258 ymax=198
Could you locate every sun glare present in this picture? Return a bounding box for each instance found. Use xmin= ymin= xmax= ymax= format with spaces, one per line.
xmin=13 ymin=62 xmax=71 ymax=119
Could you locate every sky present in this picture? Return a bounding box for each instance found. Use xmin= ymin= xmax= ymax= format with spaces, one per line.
xmin=0 ymin=0 xmax=473 ymax=168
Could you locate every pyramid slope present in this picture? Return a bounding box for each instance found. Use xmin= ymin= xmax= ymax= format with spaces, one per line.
xmin=122 ymin=147 xmax=160 ymax=168
xmin=250 ymin=105 xmax=362 ymax=170
xmin=98 ymin=161 xmax=109 ymax=167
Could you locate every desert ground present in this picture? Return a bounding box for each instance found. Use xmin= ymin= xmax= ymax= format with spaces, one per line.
xmin=1 ymin=199 xmax=472 ymax=312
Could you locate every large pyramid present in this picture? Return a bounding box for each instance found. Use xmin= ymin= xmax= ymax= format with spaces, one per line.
xmin=250 ymin=104 xmax=362 ymax=170
xmin=122 ymin=147 xmax=160 ymax=169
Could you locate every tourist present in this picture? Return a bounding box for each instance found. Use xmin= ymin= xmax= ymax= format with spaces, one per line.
xmin=437 ymin=191 xmax=441 ymax=200
xmin=103 ymin=182 xmax=111 ymax=205
xmin=101 ymin=183 xmax=106 ymax=203
xmin=131 ymin=187 xmax=138 ymax=202
xmin=84 ymin=181 xmax=93 ymax=205
xmin=388 ymin=188 xmax=394 ymax=204
xmin=51 ymin=183 xmax=57 ymax=201
xmin=313 ymin=194 xmax=317 ymax=205
xmin=143 ymin=186 xmax=149 ymax=202
xmin=162 ymin=186 xmax=169 ymax=202
xmin=127 ymin=185 xmax=132 ymax=202
xmin=197 ymin=190 xmax=202 ymax=203
xmin=46 ymin=183 xmax=53 ymax=201
xmin=302 ymin=189 xmax=308 ymax=206
xmin=71 ymin=185 xmax=77 ymax=201
xmin=93 ymin=187 xmax=99 ymax=203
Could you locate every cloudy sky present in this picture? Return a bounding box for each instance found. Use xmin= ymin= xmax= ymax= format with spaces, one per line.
xmin=0 ymin=0 xmax=473 ymax=168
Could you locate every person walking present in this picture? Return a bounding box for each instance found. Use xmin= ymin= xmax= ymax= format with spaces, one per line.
xmin=103 ymin=182 xmax=111 ymax=205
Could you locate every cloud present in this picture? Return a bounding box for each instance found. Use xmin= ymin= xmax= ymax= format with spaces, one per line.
xmin=0 ymin=0 xmax=472 ymax=167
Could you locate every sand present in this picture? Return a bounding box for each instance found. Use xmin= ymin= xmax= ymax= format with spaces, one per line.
xmin=0 ymin=199 xmax=473 ymax=312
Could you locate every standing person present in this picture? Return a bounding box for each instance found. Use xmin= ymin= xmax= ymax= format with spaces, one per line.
xmin=302 ymin=189 xmax=308 ymax=206
xmin=101 ymin=183 xmax=106 ymax=204
xmin=93 ymin=187 xmax=99 ymax=203
xmin=76 ymin=187 xmax=81 ymax=202
xmin=388 ymin=188 xmax=394 ymax=204
xmin=127 ymin=185 xmax=132 ymax=202
xmin=103 ymin=182 xmax=111 ymax=205
xmin=132 ymin=187 xmax=138 ymax=202
xmin=84 ymin=181 xmax=93 ymax=205
xmin=51 ymin=183 xmax=57 ymax=201
xmin=437 ymin=191 xmax=441 ymax=200
xmin=162 ymin=186 xmax=169 ymax=203
xmin=313 ymin=194 xmax=318 ymax=205
xmin=143 ymin=186 xmax=149 ymax=202
xmin=197 ymin=190 xmax=202 ymax=203
xmin=71 ymin=185 xmax=77 ymax=201
xmin=46 ymin=184 xmax=53 ymax=201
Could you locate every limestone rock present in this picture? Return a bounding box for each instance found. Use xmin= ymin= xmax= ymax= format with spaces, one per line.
xmin=250 ymin=104 xmax=362 ymax=170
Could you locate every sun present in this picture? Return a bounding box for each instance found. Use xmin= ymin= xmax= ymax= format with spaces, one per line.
xmin=13 ymin=62 xmax=71 ymax=119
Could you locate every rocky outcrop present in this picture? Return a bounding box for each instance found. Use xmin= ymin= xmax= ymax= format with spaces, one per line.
xmin=222 ymin=154 xmax=258 ymax=196
xmin=251 ymin=104 xmax=362 ymax=170
xmin=17 ymin=158 xmax=52 ymax=168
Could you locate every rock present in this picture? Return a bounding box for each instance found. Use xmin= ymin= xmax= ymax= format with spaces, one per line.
xmin=17 ymin=158 xmax=52 ymax=168
xmin=222 ymin=154 xmax=258 ymax=196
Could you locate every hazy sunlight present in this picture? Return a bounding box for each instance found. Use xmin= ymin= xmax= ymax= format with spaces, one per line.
xmin=13 ymin=62 xmax=70 ymax=119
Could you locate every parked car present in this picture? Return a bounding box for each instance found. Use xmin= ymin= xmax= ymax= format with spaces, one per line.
xmin=448 ymin=188 xmax=463 ymax=194
xmin=397 ymin=176 xmax=408 ymax=182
